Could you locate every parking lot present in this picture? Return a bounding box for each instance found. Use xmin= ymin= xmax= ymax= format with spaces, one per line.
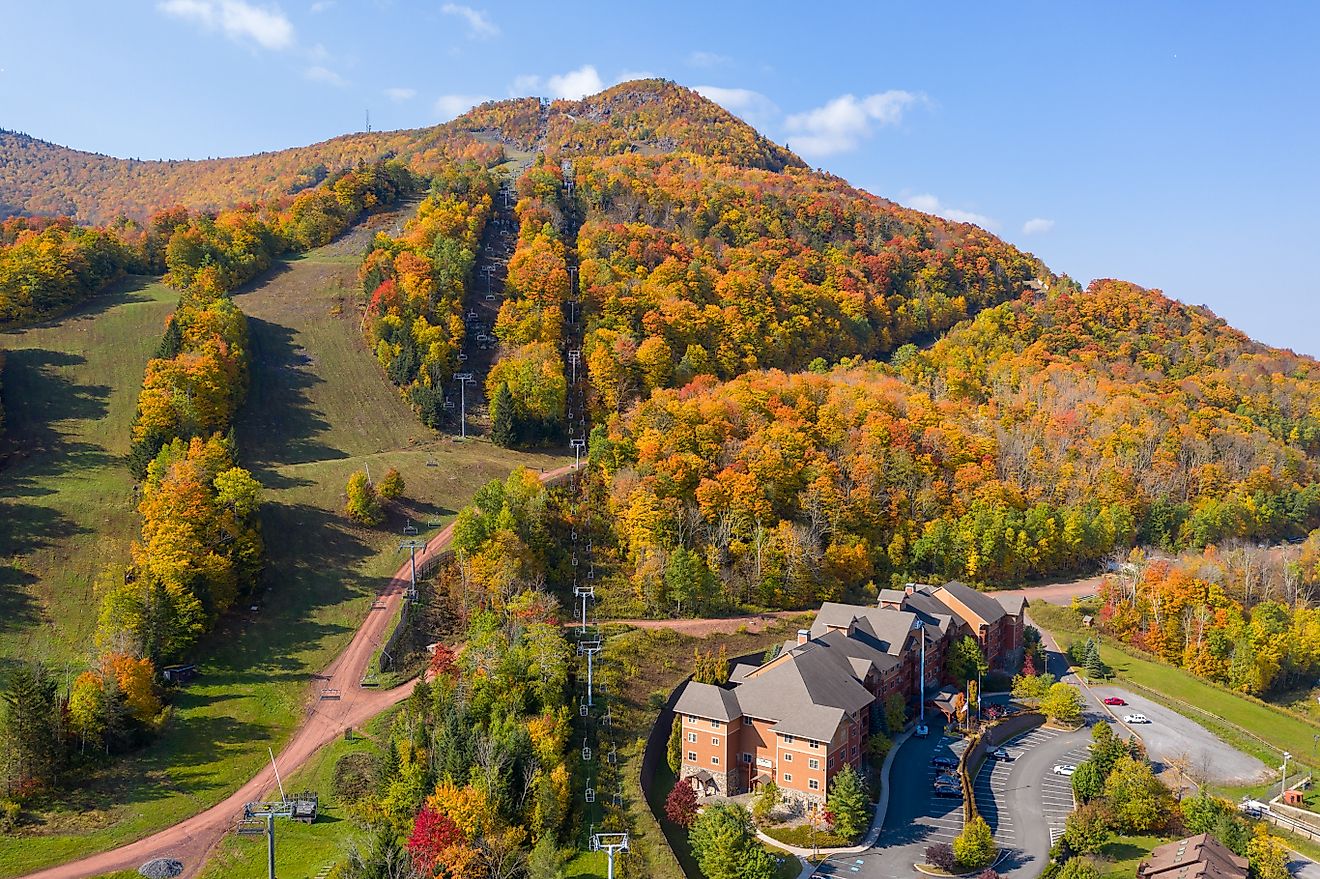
xmin=974 ymin=727 xmax=1081 ymax=848
xmin=922 ymin=732 xmax=968 ymax=846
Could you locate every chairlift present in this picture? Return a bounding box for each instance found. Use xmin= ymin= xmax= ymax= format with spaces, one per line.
xmin=585 ymin=787 xmax=595 ymax=804
xmin=443 ymin=400 xmax=456 ymax=410
xmin=485 ymin=293 xmax=496 ymax=301
xmin=582 ymin=740 xmax=593 ymax=761
xmin=458 ymin=353 xmax=468 ymax=361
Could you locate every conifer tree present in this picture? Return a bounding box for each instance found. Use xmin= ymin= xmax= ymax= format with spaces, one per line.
xmin=491 ymin=382 xmax=517 ymax=447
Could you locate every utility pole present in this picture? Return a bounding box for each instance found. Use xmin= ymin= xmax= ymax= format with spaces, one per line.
xmin=1282 ymin=750 xmax=1292 ymax=798
xmin=454 ymin=372 xmax=473 ymax=439
xmin=578 ymin=639 xmax=602 ymax=707
xmin=398 ymin=540 xmax=424 ymax=600
xmin=915 ymin=618 xmax=926 ymax=725
xmin=591 ymin=832 xmax=629 ymax=879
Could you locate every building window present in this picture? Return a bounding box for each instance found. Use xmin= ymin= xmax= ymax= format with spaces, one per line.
xmin=809 ymin=779 xmax=820 ymax=791
xmin=687 ymin=715 xmax=696 ymax=723
xmin=710 ymin=720 xmax=720 ymax=728
xmin=687 ymin=733 xmax=697 ymax=743
xmin=783 ymin=753 xmax=792 ymax=762
xmin=852 ymin=745 xmax=859 ymax=757
xmin=809 ymin=740 xmax=819 ymax=749
xmin=711 ymin=737 xmax=720 ymax=746
xmin=744 ymin=717 xmax=753 ymax=726
xmin=711 ymin=756 xmax=720 ymax=766
xmin=809 ymin=758 xmax=820 ymax=770
xmin=783 ymin=773 xmax=793 ymax=783
xmin=742 ymin=753 xmax=753 ymax=763
xmin=687 ymin=751 xmax=697 ymax=762
xmin=783 ymin=735 xmax=795 ymax=744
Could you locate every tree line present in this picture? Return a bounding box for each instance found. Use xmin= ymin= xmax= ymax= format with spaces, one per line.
xmin=488 ymin=160 xmax=572 ymax=447
xmin=359 ymin=164 xmax=494 ymax=426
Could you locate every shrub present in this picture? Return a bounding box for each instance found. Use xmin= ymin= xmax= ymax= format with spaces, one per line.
xmin=346 ymin=470 xmax=383 ymax=525
xmin=1057 ymin=858 xmax=1100 ymax=879
xmin=751 ymin=780 xmax=780 ymax=823
xmin=333 ymin=751 xmax=379 ymax=803
xmin=953 ymin=815 xmax=996 ymax=870
xmin=926 ymin=843 xmax=957 ymax=872
xmin=664 ymin=780 xmax=698 ymax=828
xmin=378 ymin=467 xmax=405 ymax=501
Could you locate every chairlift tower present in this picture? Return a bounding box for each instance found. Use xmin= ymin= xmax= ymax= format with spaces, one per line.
xmin=571 ymin=437 xmax=586 ymax=469
xmin=241 ymin=749 xmax=295 ymax=879
xmin=578 ymin=639 xmax=602 ymax=707
xmin=453 ymin=372 xmax=474 ymax=439
xmin=399 ymin=539 xmax=424 ymax=600
xmin=591 ymin=832 xmax=630 ymax=879
xmin=574 ymin=585 xmax=594 ymax=634
xmin=568 ymin=348 xmax=581 ymax=384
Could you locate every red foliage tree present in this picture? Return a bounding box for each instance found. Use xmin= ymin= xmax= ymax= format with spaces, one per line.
xmin=664 ymin=781 xmax=698 ymax=828
xmin=406 ymin=806 xmax=464 ymax=875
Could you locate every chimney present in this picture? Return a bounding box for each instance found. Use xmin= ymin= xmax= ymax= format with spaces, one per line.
xmin=904 ymin=583 xmax=916 ymax=596
xmin=796 ymin=629 xmax=810 ymax=645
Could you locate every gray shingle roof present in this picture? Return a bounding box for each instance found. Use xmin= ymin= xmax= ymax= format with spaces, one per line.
xmin=810 ymin=602 xmax=919 ymax=656
xmin=673 ymin=680 xmax=742 ymax=722
xmin=736 ymin=641 xmax=873 ymax=738
xmin=995 ymin=593 xmax=1027 ymax=615
xmin=939 ymin=581 xmax=1007 ymax=626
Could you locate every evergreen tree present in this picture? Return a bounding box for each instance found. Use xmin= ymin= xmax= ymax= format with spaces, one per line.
xmin=953 ymin=814 xmax=996 ymax=870
xmin=667 ymin=717 xmax=684 ymax=774
xmin=1083 ymin=638 xmax=1105 ymax=679
xmin=826 ymin=765 xmax=871 ymax=842
xmin=491 ymin=382 xmax=518 ymax=447
xmin=689 ymin=802 xmax=775 ymax=879
xmin=1 ymin=663 xmax=63 ymax=792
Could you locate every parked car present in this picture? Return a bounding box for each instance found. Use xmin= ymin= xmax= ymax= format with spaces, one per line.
xmin=933 ymin=769 xmax=958 ymax=784
xmin=1053 ymin=763 xmax=1077 ymax=776
xmin=931 ymin=755 xmax=958 ymax=768
xmin=933 ymin=780 xmax=963 ymax=799
xmin=914 ymin=723 xmax=929 ymax=738
xmin=990 ymin=747 xmax=1013 ymax=761
xmin=1102 ymin=696 xmax=1127 ymax=706
xmin=1240 ymin=798 xmax=1271 ymax=817
xmin=1124 ymin=713 xmax=1150 ymax=724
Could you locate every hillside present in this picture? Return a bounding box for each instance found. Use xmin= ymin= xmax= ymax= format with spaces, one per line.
xmin=0 ymin=80 xmax=802 ymax=224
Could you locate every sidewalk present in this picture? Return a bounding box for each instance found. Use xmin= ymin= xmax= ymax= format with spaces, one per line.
xmin=756 ymin=727 xmax=916 ymax=875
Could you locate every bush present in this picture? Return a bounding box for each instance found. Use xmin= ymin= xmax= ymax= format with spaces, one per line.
xmin=1057 ymin=858 xmax=1100 ymax=879
xmin=346 ymin=471 xmax=383 ymax=525
xmin=378 ymin=467 xmax=405 ymax=501
xmin=0 ymin=799 xmax=19 ymax=832
xmin=664 ymin=780 xmax=698 ymax=828
xmin=926 ymin=843 xmax=957 ymax=872
xmin=333 ymin=751 xmax=379 ymax=803
xmin=751 ymin=780 xmax=780 ymax=823
xmin=953 ymin=815 xmax=996 ymax=870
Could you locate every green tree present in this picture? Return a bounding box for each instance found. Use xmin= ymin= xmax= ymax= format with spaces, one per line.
xmin=491 ymin=382 xmax=517 ymax=447
xmin=1181 ymin=792 xmax=1236 ymax=835
xmin=1011 ymin=671 xmax=1056 ymax=703
xmin=947 ymin=636 xmax=988 ymax=683
xmin=527 ymin=836 xmax=568 ymax=879
xmin=952 ymin=814 xmax=996 ymax=870
xmin=1082 ymin=638 xmax=1105 ymax=680
xmin=1057 ymin=858 xmax=1100 ymax=879
xmin=667 ymin=717 xmax=684 ymax=774
xmin=1 ymin=663 xmax=62 ymax=792
xmin=346 ymin=470 xmax=383 ymax=525
xmin=666 ymin=547 xmax=712 ymax=615
xmin=1071 ymin=761 xmax=1105 ymax=803
xmin=751 ymin=780 xmax=780 ymax=823
xmin=827 ymin=766 xmax=870 ymax=842
xmin=689 ymin=802 xmax=775 ymax=879
xmin=883 ymin=692 xmax=907 ymax=734
xmin=1088 ymin=723 xmax=1127 ymax=777
xmin=378 ymin=466 xmax=405 ymax=502
xmin=1062 ymin=802 xmax=1112 ymax=853
xmin=1039 ymin=682 xmax=1084 ymax=725
xmin=1102 ymin=756 xmax=1173 ymax=833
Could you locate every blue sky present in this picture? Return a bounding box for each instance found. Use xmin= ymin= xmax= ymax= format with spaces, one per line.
xmin=3 ymin=1 xmax=1317 ymax=354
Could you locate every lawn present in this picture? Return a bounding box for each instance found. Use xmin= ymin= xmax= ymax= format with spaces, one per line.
xmin=1030 ymin=604 xmax=1320 ymax=781
xmin=194 ymin=708 xmax=401 ymax=879
xmin=1090 ymin=833 xmax=1169 ymax=879
xmin=0 ymin=206 xmax=568 ymax=876
xmin=597 ymin=619 xmax=812 ymax=879
xmin=0 ymin=276 xmax=176 ymax=673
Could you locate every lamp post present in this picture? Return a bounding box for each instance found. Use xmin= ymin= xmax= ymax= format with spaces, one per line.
xmin=453 ymin=372 xmax=473 ymax=439
xmin=1282 ymin=750 xmax=1292 ymax=798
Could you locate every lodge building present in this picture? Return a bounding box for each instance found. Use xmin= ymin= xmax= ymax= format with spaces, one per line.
xmin=673 ymin=582 xmax=1026 ymax=806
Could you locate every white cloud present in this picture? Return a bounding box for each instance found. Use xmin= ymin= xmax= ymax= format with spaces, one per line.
xmin=514 ymin=64 xmax=606 ymax=100
xmin=309 ymin=0 xmax=333 ymax=11
xmin=784 ymin=90 xmax=919 ymax=156
xmin=1022 ymin=217 xmax=1055 ymax=235
xmin=304 ymin=65 xmax=345 ymax=86
xmin=385 ymin=87 xmax=417 ymax=102
xmin=694 ymin=85 xmax=779 ymax=126
xmin=687 ymin=50 xmax=731 ymax=68
xmin=441 ymin=3 xmax=499 ymax=39
xmin=434 ymin=93 xmax=490 ymax=121
xmin=157 ymin=0 xmax=295 ymax=50
xmin=904 ymin=194 xmax=998 ymax=230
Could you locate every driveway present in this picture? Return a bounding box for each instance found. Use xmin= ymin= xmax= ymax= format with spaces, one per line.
xmin=1088 ymin=686 xmax=1271 ymax=786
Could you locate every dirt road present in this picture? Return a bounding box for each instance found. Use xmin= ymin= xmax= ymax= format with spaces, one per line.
xmin=24 ymin=463 xmax=576 ymax=879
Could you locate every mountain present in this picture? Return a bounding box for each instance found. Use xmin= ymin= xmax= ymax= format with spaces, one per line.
xmin=0 ymin=80 xmax=801 ymax=223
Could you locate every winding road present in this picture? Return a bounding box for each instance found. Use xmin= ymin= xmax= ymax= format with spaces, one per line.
xmin=23 ymin=463 xmax=577 ymax=879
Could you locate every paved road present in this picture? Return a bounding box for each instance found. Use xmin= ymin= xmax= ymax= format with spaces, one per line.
xmin=1087 ymin=686 xmax=1270 ymax=785
xmin=23 ymin=464 xmax=576 ymax=879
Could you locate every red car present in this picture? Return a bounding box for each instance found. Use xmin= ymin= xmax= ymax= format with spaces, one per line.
xmin=1103 ymin=696 xmax=1127 ymax=706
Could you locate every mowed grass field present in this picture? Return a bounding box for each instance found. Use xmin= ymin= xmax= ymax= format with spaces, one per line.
xmin=0 ymin=206 xmax=569 ymax=876
xmin=0 ymin=278 xmax=176 ymax=673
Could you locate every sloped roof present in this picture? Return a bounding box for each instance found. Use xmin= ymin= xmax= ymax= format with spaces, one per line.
xmin=736 ymin=642 xmax=873 ymax=738
xmin=674 ymin=680 xmax=742 ymax=722
xmin=937 ymin=581 xmax=1008 ymax=627
xmin=995 ymin=593 xmax=1028 ymax=615
xmin=810 ymin=602 xmax=918 ymax=656
xmin=1141 ymin=834 xmax=1247 ymax=879
xmin=728 ymin=662 xmax=761 ymax=684
xmin=900 ymin=590 xmax=957 ymax=636
xmin=771 ymin=703 xmax=848 ymax=742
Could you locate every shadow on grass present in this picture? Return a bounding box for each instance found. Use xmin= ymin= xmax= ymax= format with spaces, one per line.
xmin=234 ymin=315 xmax=343 ymax=473
xmin=0 ymin=275 xmax=162 ymax=335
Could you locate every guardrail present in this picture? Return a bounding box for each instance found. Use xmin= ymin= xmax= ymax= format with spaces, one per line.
xmin=958 ymin=712 xmax=1046 ymax=822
